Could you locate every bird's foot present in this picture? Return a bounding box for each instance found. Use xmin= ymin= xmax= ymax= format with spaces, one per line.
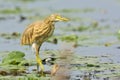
xmin=37 ymin=70 xmax=46 ymax=77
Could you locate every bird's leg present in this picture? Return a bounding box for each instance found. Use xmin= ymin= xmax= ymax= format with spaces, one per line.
xmin=36 ymin=53 xmax=44 ymax=75
xmin=34 ymin=43 xmax=45 ymax=76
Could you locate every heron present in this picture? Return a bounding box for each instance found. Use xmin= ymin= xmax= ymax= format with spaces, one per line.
xmin=21 ymin=14 xmax=69 ymax=75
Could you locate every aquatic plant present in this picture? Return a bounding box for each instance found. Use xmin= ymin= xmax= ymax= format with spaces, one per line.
xmin=2 ymin=51 xmax=25 ymax=65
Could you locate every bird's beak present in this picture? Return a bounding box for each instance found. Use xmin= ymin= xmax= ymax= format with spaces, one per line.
xmin=56 ymin=16 xmax=69 ymax=22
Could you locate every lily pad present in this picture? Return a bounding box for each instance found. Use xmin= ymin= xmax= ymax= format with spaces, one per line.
xmin=2 ymin=51 xmax=25 ymax=65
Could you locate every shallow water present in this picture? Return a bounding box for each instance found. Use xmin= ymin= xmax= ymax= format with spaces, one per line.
xmin=0 ymin=0 xmax=120 ymax=80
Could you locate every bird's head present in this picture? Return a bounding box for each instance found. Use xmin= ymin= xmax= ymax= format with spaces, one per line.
xmin=49 ymin=14 xmax=69 ymax=22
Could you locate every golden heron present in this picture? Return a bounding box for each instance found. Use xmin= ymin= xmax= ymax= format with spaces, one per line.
xmin=21 ymin=14 xmax=69 ymax=75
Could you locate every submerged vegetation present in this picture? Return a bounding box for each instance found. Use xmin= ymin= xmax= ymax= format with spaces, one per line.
xmin=58 ymin=8 xmax=95 ymax=13
xmin=0 ymin=32 xmax=20 ymax=39
xmin=0 ymin=50 xmax=120 ymax=79
xmin=0 ymin=8 xmax=21 ymax=14
xmin=0 ymin=0 xmax=120 ymax=80
xmin=0 ymin=51 xmax=50 ymax=79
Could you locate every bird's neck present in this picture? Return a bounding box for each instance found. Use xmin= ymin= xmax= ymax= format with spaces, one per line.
xmin=44 ymin=17 xmax=54 ymax=25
